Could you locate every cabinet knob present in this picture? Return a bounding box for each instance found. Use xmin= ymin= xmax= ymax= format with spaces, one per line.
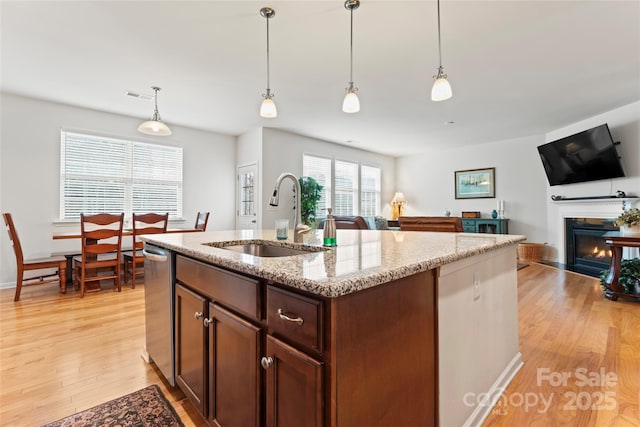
xmin=203 ymin=317 xmax=213 ymax=327
xmin=260 ymin=356 xmax=274 ymax=370
xmin=277 ymin=308 xmax=304 ymax=326
xmin=194 ymin=311 xmax=204 ymax=320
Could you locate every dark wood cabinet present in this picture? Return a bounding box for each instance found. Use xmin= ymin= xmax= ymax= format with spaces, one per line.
xmin=208 ymin=302 xmax=262 ymax=427
xmin=264 ymin=335 xmax=323 ymax=427
xmin=173 ymin=254 xmax=437 ymax=427
xmin=175 ymin=283 xmax=207 ymax=417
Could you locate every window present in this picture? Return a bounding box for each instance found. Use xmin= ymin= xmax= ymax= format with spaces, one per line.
xmin=60 ymin=131 xmax=183 ymax=221
xmin=361 ymin=165 xmax=381 ymax=216
xmin=303 ymin=154 xmax=381 ymax=218
xmin=334 ymin=160 xmax=358 ymax=216
xmin=303 ymin=155 xmax=332 ymax=219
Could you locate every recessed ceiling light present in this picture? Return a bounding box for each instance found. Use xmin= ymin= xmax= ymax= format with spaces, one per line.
xmin=444 ymin=121 xmax=455 ymax=125
xmin=125 ymin=90 xmax=154 ymax=101
xmin=345 ymin=139 xmax=361 ymax=144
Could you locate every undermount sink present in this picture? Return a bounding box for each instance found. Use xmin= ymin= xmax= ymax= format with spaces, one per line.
xmin=206 ymin=241 xmax=324 ymax=258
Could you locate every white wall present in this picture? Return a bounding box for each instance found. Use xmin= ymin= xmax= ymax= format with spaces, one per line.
xmin=543 ymin=101 xmax=640 ymax=262
xmin=396 ymin=135 xmax=548 ymax=243
xmin=260 ymin=127 xmax=396 ymax=231
xmin=0 ymin=92 xmax=237 ymax=287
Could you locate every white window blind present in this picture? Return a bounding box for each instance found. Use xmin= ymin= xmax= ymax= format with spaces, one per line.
xmin=60 ymin=131 xmax=183 ymax=221
xmin=361 ymin=165 xmax=381 ymax=216
xmin=334 ymin=160 xmax=358 ymax=216
xmin=303 ymin=154 xmax=332 ymax=219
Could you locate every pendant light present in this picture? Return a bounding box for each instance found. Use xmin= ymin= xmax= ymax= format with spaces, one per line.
xmin=138 ymin=86 xmax=172 ymax=136
xmin=342 ymin=0 xmax=360 ymax=113
xmin=260 ymin=7 xmax=277 ymax=118
xmin=431 ymin=0 xmax=453 ymax=101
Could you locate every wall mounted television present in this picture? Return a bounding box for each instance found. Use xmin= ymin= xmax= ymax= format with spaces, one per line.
xmin=537 ymin=123 xmax=625 ymax=186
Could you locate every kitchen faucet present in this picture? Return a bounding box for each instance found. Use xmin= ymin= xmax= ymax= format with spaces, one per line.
xmin=269 ymin=172 xmax=311 ymax=242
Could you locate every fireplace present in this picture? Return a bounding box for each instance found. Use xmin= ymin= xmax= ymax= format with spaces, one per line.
xmin=565 ymin=218 xmax=618 ymax=277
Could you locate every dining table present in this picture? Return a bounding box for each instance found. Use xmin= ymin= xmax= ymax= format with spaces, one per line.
xmin=52 ymin=228 xmax=204 ymax=289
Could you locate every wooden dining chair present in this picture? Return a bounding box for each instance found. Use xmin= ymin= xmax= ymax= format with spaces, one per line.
xmin=2 ymin=213 xmax=67 ymax=301
xmin=123 ymin=212 xmax=169 ymax=288
xmin=73 ymin=213 xmax=124 ymax=298
xmin=398 ymin=216 xmax=463 ymax=232
xmin=194 ymin=211 xmax=210 ymax=231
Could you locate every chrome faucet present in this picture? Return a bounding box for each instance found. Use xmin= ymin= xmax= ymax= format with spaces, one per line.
xmin=269 ymin=172 xmax=311 ymax=242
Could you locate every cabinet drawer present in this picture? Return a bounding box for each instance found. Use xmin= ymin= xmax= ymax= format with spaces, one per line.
xmin=176 ymin=255 xmax=260 ymax=321
xmin=267 ymin=285 xmax=323 ymax=354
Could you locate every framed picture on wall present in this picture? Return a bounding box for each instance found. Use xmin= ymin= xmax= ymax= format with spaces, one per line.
xmin=454 ymin=167 xmax=495 ymax=199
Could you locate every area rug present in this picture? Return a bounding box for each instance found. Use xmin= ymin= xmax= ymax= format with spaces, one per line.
xmin=41 ymin=384 xmax=184 ymax=427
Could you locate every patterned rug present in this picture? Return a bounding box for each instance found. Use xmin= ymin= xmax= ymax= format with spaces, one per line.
xmin=41 ymin=384 xmax=184 ymax=427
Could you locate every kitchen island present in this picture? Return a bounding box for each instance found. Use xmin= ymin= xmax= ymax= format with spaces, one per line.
xmin=143 ymin=229 xmax=526 ymax=427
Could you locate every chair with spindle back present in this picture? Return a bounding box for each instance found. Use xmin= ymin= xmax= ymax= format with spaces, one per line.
xmin=195 ymin=211 xmax=210 ymax=231
xmin=122 ymin=212 xmax=169 ymax=288
xmin=2 ymin=213 xmax=67 ymax=301
xmin=73 ymin=213 xmax=124 ymax=298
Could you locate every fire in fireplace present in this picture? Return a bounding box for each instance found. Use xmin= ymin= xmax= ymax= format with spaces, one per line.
xmin=565 ymin=218 xmax=618 ymax=277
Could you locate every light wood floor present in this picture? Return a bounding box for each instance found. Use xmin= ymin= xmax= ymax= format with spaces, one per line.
xmin=0 ymin=264 xmax=638 ymax=426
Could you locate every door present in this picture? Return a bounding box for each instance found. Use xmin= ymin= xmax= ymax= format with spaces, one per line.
xmin=175 ymin=284 xmax=208 ymax=418
xmin=263 ymin=335 xmax=323 ymax=427
xmin=208 ymin=303 xmax=262 ymax=427
xmin=237 ymin=163 xmax=258 ymax=231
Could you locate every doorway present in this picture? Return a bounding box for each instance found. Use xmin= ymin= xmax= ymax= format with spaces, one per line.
xmin=236 ymin=163 xmax=259 ymax=231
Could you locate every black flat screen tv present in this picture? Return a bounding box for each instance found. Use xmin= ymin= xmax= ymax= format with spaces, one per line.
xmin=537 ymin=123 xmax=625 ymax=186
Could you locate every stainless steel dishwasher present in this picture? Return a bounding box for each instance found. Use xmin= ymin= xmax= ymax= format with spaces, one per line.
xmin=143 ymin=243 xmax=175 ymax=386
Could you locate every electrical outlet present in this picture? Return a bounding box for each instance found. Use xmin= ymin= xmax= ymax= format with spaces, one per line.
xmin=473 ymin=272 xmax=481 ymax=300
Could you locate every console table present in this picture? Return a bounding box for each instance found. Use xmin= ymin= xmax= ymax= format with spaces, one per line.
xmin=603 ymin=232 xmax=640 ymax=302
xmin=461 ymin=218 xmax=509 ymax=234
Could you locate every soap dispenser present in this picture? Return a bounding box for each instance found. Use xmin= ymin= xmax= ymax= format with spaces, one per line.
xmin=323 ymin=208 xmax=337 ymax=247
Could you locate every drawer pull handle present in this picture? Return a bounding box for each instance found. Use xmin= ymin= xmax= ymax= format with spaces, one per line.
xmin=194 ymin=311 xmax=204 ymax=320
xmin=277 ymin=308 xmax=304 ymax=326
xmin=261 ymin=356 xmax=274 ymax=370
xmin=203 ymin=317 xmax=213 ymax=327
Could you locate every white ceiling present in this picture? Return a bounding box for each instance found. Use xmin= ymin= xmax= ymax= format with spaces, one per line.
xmin=2 ymin=1 xmax=639 ymax=157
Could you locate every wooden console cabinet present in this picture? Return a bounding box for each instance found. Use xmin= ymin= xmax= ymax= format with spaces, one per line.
xmin=173 ymin=254 xmax=437 ymax=427
xmin=603 ymin=233 xmax=640 ymax=302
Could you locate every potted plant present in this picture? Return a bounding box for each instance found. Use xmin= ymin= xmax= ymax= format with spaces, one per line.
xmin=614 ymin=207 xmax=640 ymax=236
xmin=298 ymin=176 xmax=323 ymax=227
xmin=600 ymin=257 xmax=640 ymax=295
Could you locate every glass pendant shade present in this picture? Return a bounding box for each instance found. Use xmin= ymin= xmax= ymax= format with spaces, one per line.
xmin=260 ymin=97 xmax=278 ymax=118
xmin=431 ymin=76 xmax=453 ymax=101
xmin=138 ymin=118 xmax=172 ymax=136
xmin=138 ymin=86 xmax=172 ymax=136
xmin=342 ymin=88 xmax=360 ymax=113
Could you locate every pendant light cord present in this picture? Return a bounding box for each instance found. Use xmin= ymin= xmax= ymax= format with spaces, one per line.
xmin=349 ymin=6 xmax=354 ymax=83
xmin=265 ymin=15 xmax=271 ymax=91
xmin=437 ymin=0 xmax=443 ymax=67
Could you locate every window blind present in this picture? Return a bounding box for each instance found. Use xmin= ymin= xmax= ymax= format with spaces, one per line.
xmin=303 ymin=154 xmax=332 ymax=219
xmin=334 ymin=160 xmax=358 ymax=216
xmin=361 ymin=165 xmax=381 ymax=216
xmin=60 ymin=131 xmax=183 ymax=221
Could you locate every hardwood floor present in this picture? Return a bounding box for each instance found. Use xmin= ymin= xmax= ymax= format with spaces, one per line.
xmin=483 ymin=263 xmax=640 ymax=426
xmin=0 ymin=263 xmax=637 ymax=426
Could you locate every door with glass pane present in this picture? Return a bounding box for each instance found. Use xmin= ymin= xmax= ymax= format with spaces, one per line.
xmin=236 ymin=163 xmax=258 ymax=231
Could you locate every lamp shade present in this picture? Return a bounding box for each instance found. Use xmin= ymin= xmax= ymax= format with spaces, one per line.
xmin=391 ymin=192 xmax=406 ymax=203
xmin=431 ymin=77 xmax=453 ymax=101
xmin=260 ymin=97 xmax=278 ymax=118
xmin=137 ymin=120 xmax=172 ymax=136
xmin=342 ymin=91 xmax=360 ymax=113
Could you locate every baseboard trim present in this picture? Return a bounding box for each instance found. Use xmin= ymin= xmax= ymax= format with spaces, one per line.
xmin=462 ymin=352 xmax=524 ymax=427
xmin=0 ymin=281 xmax=16 ymax=290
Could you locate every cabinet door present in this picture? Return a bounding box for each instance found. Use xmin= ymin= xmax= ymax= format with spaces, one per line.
xmin=264 ymin=335 xmax=323 ymax=427
xmin=175 ymin=284 xmax=207 ymax=417
xmin=208 ymin=303 xmax=261 ymax=427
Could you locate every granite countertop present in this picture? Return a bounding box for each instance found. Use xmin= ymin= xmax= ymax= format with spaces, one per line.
xmin=142 ymin=229 xmax=526 ymax=298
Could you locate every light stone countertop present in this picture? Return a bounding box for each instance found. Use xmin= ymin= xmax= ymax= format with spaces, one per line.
xmin=142 ymin=229 xmax=526 ymax=298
